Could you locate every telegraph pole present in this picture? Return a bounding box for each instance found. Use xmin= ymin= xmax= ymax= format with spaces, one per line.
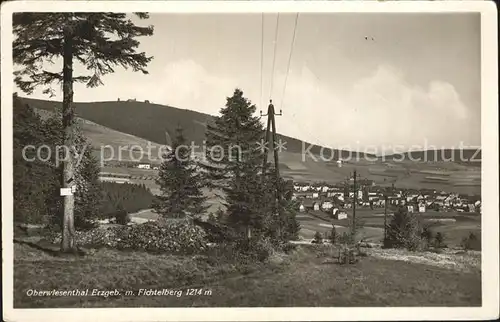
xmin=384 ymin=194 xmax=388 ymax=242
xmin=352 ymin=169 xmax=357 ymax=237
xmin=261 ymin=99 xmax=283 ymax=238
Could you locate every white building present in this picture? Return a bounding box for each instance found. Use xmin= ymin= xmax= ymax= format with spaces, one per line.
xmin=321 ymin=201 xmax=333 ymax=210
xmin=137 ymin=164 xmax=151 ymax=170
xmin=335 ymin=211 xmax=348 ymax=220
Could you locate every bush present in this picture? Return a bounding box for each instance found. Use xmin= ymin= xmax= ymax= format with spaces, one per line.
xmin=117 ymin=221 xmax=208 ymax=254
xmin=338 ymin=232 xmax=354 ymax=245
xmin=385 ymin=206 xmax=424 ymax=251
xmin=115 ymin=209 xmax=130 ymax=225
xmin=46 ymin=221 xmax=208 ymax=254
xmin=339 ymin=245 xmax=358 ymax=265
xmin=433 ymin=232 xmax=446 ymax=249
xmin=420 ymin=225 xmax=434 ymax=249
xmin=461 ymin=232 xmax=480 ymax=251
xmin=312 ymin=231 xmax=323 ymax=244
xmin=329 ymin=226 xmax=337 ymax=244
xmin=45 ymin=226 xmax=124 ymax=248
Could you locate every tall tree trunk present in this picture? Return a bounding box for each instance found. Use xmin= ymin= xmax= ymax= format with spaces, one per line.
xmin=61 ymin=26 xmax=76 ymax=252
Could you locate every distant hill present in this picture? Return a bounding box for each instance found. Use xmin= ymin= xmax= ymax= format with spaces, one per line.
xmin=381 ymin=149 xmax=481 ymax=166
xmin=34 ymin=108 xmax=165 ymax=164
xmin=18 ymin=97 xmax=373 ymax=159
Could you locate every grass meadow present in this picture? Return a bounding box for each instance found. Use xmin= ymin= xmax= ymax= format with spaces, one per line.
xmin=14 ymin=240 xmax=481 ymax=308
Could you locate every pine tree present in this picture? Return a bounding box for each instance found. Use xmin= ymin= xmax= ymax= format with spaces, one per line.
xmin=385 ymin=206 xmax=423 ymax=251
xmin=42 ymin=112 xmax=103 ymax=229
xmin=13 ymin=13 xmax=154 ymax=252
xmin=203 ymin=89 xmax=269 ymax=238
xmin=13 ymin=96 xmax=103 ymax=228
xmin=153 ymin=127 xmax=208 ymax=219
xmin=266 ymin=174 xmax=301 ymax=240
xmin=13 ymin=96 xmax=60 ymax=225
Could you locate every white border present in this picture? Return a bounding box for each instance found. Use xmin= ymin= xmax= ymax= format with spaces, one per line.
xmin=1 ymin=1 xmax=498 ymax=321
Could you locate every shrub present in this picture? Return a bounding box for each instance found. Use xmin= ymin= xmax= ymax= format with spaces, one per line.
xmin=45 ymin=226 xmax=124 ymax=248
xmin=115 ymin=209 xmax=130 ymax=225
xmin=329 ymin=226 xmax=337 ymax=244
xmin=461 ymin=232 xmax=481 ymax=251
xmin=433 ymin=232 xmax=446 ymax=249
xmin=234 ymin=236 xmax=277 ymax=261
xmin=46 ymin=221 xmax=208 ymax=254
xmin=338 ymin=245 xmax=358 ymax=265
xmin=338 ymin=232 xmax=354 ymax=245
xmin=312 ymin=231 xmax=323 ymax=244
xmin=116 ymin=221 xmax=208 ymax=254
xmin=355 ymin=240 xmax=369 ymax=257
xmin=420 ymin=224 xmax=434 ymax=249
xmin=385 ymin=206 xmax=424 ymax=251
xmin=280 ymin=242 xmax=297 ymax=254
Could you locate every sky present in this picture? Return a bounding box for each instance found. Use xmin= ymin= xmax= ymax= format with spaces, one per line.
xmin=20 ymin=13 xmax=481 ymax=154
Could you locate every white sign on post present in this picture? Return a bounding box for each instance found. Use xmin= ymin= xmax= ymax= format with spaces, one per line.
xmin=60 ymin=188 xmax=73 ymax=196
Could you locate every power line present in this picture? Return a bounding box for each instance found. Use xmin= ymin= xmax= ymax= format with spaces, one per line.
xmin=269 ymin=13 xmax=280 ymax=100
xmin=279 ymin=13 xmax=299 ymax=112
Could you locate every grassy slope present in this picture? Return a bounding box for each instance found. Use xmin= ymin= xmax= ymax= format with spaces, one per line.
xmin=35 ymin=108 xmax=165 ymax=164
xmin=14 ymin=243 xmax=481 ymax=308
xmin=20 ymin=96 xmax=370 ymax=158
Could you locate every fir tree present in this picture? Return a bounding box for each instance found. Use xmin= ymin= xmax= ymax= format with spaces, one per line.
xmin=13 ymin=96 xmax=59 ymax=225
xmin=43 ymin=113 xmax=103 ymax=229
xmin=203 ymin=89 xmax=269 ymax=238
xmin=154 ymin=127 xmax=208 ymax=219
xmin=13 ymin=13 xmax=154 ymax=252
xmin=13 ymin=96 xmax=103 ymax=228
xmin=385 ymin=206 xmax=423 ymax=251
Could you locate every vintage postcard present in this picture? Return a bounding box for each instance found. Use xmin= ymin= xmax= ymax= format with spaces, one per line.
xmin=1 ymin=0 xmax=498 ymax=321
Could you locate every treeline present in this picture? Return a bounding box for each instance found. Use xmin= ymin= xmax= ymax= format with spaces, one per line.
xmin=100 ymin=182 xmax=154 ymax=219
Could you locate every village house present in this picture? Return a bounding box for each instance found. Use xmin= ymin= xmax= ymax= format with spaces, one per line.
xmin=418 ymin=203 xmax=426 ymax=213
xmin=332 ymin=208 xmax=348 ymax=220
xmin=299 ymin=199 xmax=314 ymax=212
xmin=335 ymin=211 xmax=348 ymax=220
xmin=416 ymin=194 xmax=426 ymax=202
xmin=434 ymin=195 xmax=446 ymax=206
xmin=321 ymin=200 xmax=334 ymax=211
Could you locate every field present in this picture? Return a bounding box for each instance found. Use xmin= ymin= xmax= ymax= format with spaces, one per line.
xmin=296 ymin=208 xmax=480 ymax=247
xmin=13 ymin=242 xmax=481 ymax=308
